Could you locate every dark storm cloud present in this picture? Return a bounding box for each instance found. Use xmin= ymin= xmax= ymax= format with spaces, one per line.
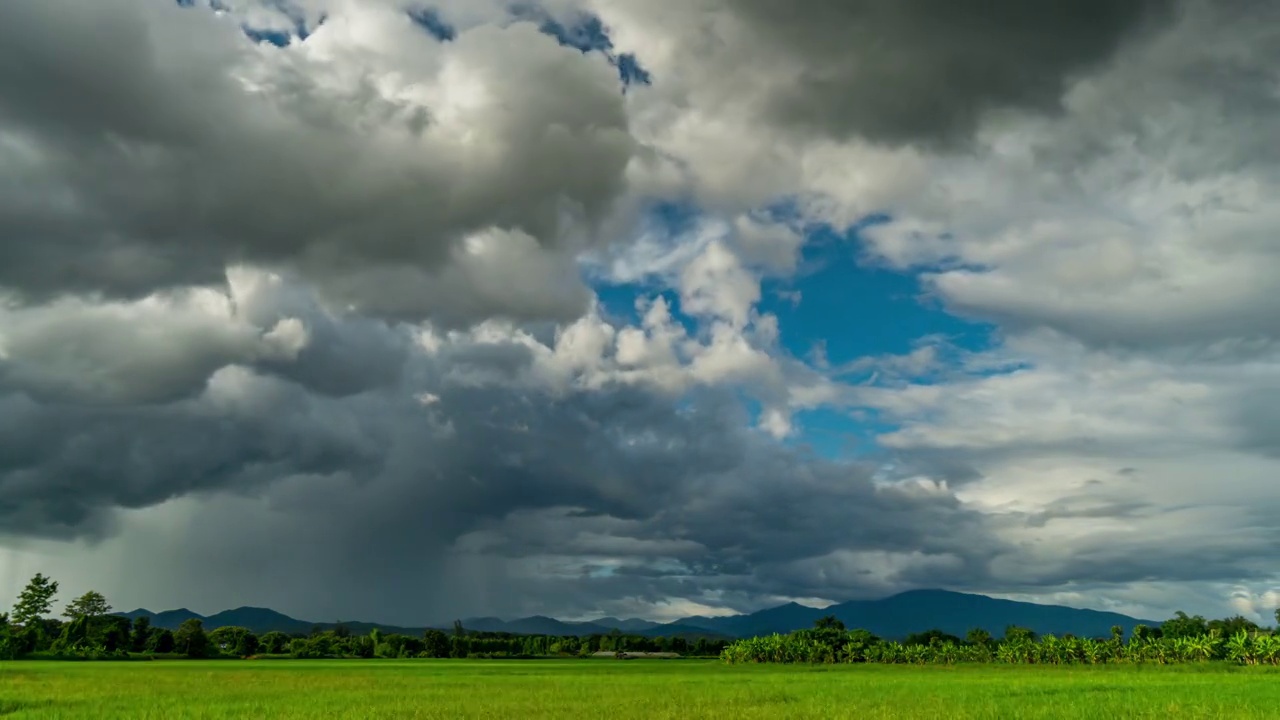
xmin=0 ymin=0 xmax=632 ymax=324
xmin=2 ymin=281 xmax=1272 ymax=620
xmin=8 ymin=0 xmax=1279 ymax=626
xmin=0 ymin=382 xmax=388 ymax=539
xmin=725 ymin=0 xmax=1175 ymax=146
xmin=0 ymin=278 xmax=1004 ymax=618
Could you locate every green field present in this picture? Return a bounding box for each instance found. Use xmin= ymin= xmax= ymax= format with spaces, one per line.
xmin=3 ymin=660 xmax=1280 ymax=719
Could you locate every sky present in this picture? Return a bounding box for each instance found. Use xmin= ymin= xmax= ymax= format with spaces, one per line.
xmin=1 ymin=0 xmax=1279 ymax=627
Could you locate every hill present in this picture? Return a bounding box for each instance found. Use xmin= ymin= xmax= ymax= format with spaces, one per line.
xmin=202 ymin=607 xmax=315 ymax=635
xmin=114 ymin=589 xmax=1157 ymax=640
xmin=667 ymin=589 xmax=1157 ymax=640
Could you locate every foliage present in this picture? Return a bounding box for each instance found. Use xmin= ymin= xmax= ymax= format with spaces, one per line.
xmin=208 ymin=626 xmax=259 ymax=657
xmin=62 ymin=590 xmax=113 ymax=620
xmin=1162 ymin=611 xmax=1209 ymax=639
xmin=0 ymin=615 xmax=19 ymax=661
xmin=1003 ymin=625 xmax=1037 ymax=643
xmin=148 ymin=628 xmax=176 ymax=654
xmin=174 ymin=619 xmax=209 ymax=659
xmin=1209 ymin=615 xmax=1260 ymax=638
xmin=259 ymin=631 xmax=291 ymax=654
xmin=130 ymin=616 xmax=151 ymax=653
xmin=722 ymin=617 xmax=1280 ymax=667
xmin=423 ymin=628 xmax=449 ymax=658
xmin=7 ymin=569 xmax=1276 ymax=670
xmin=965 ymin=628 xmax=992 ymax=647
xmin=903 ymin=628 xmax=963 ymax=647
xmin=12 ymin=573 xmax=60 ymax=627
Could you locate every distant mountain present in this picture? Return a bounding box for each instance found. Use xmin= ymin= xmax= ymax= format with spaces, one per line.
xmin=461 ymin=615 xmax=614 ymax=636
xmin=591 ymin=617 xmax=662 ymax=633
xmin=149 ymin=608 xmax=204 ymax=627
xmin=668 ymin=589 xmax=1157 ymax=640
xmin=119 ymin=608 xmax=421 ymax=636
xmin=454 ymin=616 xmax=504 ymax=632
xmin=114 ymin=589 xmax=1158 ymax=641
xmin=203 ymin=607 xmax=314 ymax=635
xmin=116 ymin=608 xmax=154 ymax=621
xmin=692 ymin=601 xmax=826 ymax=637
xmin=636 ymin=624 xmax=734 ymax=640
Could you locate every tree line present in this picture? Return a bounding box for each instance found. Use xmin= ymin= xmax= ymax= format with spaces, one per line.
xmin=721 ymin=612 xmax=1280 ymax=666
xmin=0 ymin=574 xmax=728 ymax=660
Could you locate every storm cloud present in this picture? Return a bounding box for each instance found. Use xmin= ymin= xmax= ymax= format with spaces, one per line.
xmin=0 ymin=0 xmax=630 ymax=323
xmin=0 ymin=271 xmax=998 ymax=621
xmin=716 ymin=0 xmax=1176 ymax=145
xmin=2 ymin=0 xmax=1280 ymax=625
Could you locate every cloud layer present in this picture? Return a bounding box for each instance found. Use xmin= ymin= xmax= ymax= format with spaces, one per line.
xmin=0 ymin=0 xmax=630 ymax=323
xmin=2 ymin=0 xmax=1279 ymax=625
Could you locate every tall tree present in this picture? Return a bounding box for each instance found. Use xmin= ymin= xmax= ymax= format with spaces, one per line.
xmin=62 ymin=590 xmax=112 ymax=620
xmin=130 ymin=617 xmax=151 ymax=653
xmin=423 ymin=629 xmax=449 ymax=658
xmin=1161 ymin=611 xmax=1208 ymax=639
xmin=57 ymin=615 xmax=90 ymax=651
xmin=99 ymin=616 xmax=130 ymax=653
xmin=966 ymin=628 xmax=993 ymax=646
xmin=814 ymin=616 xmax=846 ymax=632
xmin=1207 ymin=615 xmax=1259 ymax=638
xmin=258 ymin=631 xmax=290 ymax=655
xmin=173 ymin=618 xmax=208 ymax=659
xmin=1003 ymin=625 xmax=1036 ymax=643
xmin=209 ymin=626 xmax=254 ymax=655
xmin=148 ymin=628 xmax=175 ymax=653
xmin=11 ymin=573 xmax=59 ymax=627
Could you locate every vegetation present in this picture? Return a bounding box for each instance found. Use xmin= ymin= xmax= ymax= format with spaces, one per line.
xmin=4 ymin=659 xmax=1280 ymax=718
xmin=722 ymin=615 xmax=1280 ymax=666
xmin=10 ymin=574 xmax=58 ymax=628
xmin=61 ymin=591 xmax=111 ymax=621
xmin=0 ymin=574 xmax=728 ymax=661
xmin=4 ymin=572 xmax=1277 ymax=672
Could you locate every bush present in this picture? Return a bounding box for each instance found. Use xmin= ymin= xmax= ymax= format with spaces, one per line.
xmin=721 ymin=626 xmax=1280 ymax=667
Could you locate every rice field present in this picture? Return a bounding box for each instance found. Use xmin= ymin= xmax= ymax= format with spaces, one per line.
xmin=3 ymin=659 xmax=1280 ymax=719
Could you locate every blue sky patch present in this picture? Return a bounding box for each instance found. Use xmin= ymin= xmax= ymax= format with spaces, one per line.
xmin=177 ymin=0 xmax=323 ymax=46
xmin=408 ymin=6 xmax=457 ymax=42
xmin=788 ymin=407 xmax=895 ymax=460
xmin=536 ymin=12 xmax=612 ymax=53
xmin=759 ymin=223 xmax=995 ymax=369
xmin=509 ymin=4 xmax=652 ymax=88
xmin=582 ymin=200 xmax=1000 ymax=460
xmin=615 ymin=53 xmax=652 ymax=86
xmin=242 ymin=26 xmax=292 ymax=47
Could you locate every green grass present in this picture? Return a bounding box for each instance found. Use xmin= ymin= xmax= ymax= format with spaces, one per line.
xmin=3 ymin=660 xmax=1280 ymax=719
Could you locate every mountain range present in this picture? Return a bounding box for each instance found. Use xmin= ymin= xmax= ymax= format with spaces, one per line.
xmin=115 ymin=589 xmax=1159 ymax=640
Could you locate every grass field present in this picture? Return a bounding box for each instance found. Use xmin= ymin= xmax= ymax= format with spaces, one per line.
xmin=3 ymin=659 xmax=1280 ymax=719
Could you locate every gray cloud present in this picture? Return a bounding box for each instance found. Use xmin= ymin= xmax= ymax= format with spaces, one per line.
xmin=0 ymin=276 xmax=1003 ymax=620
xmin=726 ymin=0 xmax=1174 ymax=146
xmin=4 ymin=0 xmax=1280 ymax=627
xmin=0 ymin=380 xmax=388 ymax=540
xmin=858 ymin=1 xmax=1280 ymax=353
xmin=0 ymin=0 xmax=632 ymax=324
